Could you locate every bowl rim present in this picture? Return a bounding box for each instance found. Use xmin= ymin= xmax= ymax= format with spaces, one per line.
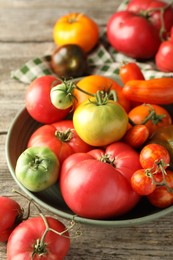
xmin=5 ymin=104 xmax=173 ymax=227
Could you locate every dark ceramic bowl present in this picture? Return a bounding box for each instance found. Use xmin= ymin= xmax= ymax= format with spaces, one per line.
xmin=5 ymin=97 xmax=173 ymax=227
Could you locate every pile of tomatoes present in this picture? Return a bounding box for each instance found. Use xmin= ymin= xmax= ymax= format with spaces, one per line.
xmin=13 ymin=57 xmax=173 ymax=223
xmin=107 ymin=0 xmax=173 ymax=72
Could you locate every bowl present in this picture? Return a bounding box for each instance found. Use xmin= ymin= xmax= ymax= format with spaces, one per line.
xmin=5 ymin=106 xmax=173 ymax=227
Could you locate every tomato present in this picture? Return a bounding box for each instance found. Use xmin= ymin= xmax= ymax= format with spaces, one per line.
xmin=119 ymin=62 xmax=145 ymax=84
xmin=148 ymin=125 xmax=173 ymax=163
xmin=73 ymin=96 xmax=128 ymax=146
xmin=155 ymin=40 xmax=173 ymax=72
xmin=128 ymin=104 xmax=172 ymax=136
xmin=53 ymin=13 xmax=99 ymax=53
xmin=74 ymin=74 xmax=131 ymax=112
xmin=25 ymin=76 xmax=71 ymax=124
xmin=60 ymin=142 xmax=141 ymax=219
xmin=147 ymin=170 xmax=173 ymax=208
xmin=107 ymin=10 xmax=160 ymax=59
xmin=131 ymin=168 xmax=156 ymax=196
xmin=123 ymin=124 xmax=149 ymax=149
xmin=0 ymin=197 xmax=23 ymax=242
xmin=139 ymin=143 xmax=170 ymax=171
xmin=123 ymin=78 xmax=173 ymax=105
xmin=50 ymin=44 xmax=87 ymax=78
xmin=28 ymin=120 xmax=92 ymax=164
xmin=15 ymin=147 xmax=60 ymax=192
xmin=7 ymin=216 xmax=70 ymax=259
xmin=127 ymin=0 xmax=173 ymax=40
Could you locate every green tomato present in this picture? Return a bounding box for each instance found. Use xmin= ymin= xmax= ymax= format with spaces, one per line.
xmin=15 ymin=146 xmax=60 ymax=192
xmin=73 ymin=97 xmax=128 ymax=146
xmin=50 ymin=80 xmax=76 ymax=110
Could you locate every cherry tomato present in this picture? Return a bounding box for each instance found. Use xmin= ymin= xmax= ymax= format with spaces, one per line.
xmin=155 ymin=40 xmax=173 ymax=72
xmin=53 ymin=13 xmax=99 ymax=53
xmin=0 ymin=197 xmax=23 ymax=242
xmin=147 ymin=170 xmax=173 ymax=208
xmin=119 ymin=62 xmax=145 ymax=84
xmin=139 ymin=143 xmax=170 ymax=171
xmin=131 ymin=169 xmax=156 ymax=196
xmin=50 ymin=44 xmax=87 ymax=78
xmin=123 ymin=124 xmax=149 ymax=149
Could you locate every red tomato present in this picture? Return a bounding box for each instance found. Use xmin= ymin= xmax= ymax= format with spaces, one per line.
xmin=131 ymin=169 xmax=156 ymax=196
xmin=27 ymin=120 xmax=92 ymax=164
xmin=147 ymin=170 xmax=173 ymax=208
xmin=25 ymin=76 xmax=70 ymax=124
xmin=7 ymin=216 xmax=70 ymax=259
xmin=60 ymin=142 xmax=141 ymax=219
xmin=0 ymin=197 xmax=23 ymax=242
xmin=119 ymin=62 xmax=145 ymax=84
xmin=155 ymin=40 xmax=173 ymax=72
xmin=127 ymin=0 xmax=173 ymax=39
xmin=107 ymin=10 xmax=161 ymax=59
xmin=123 ymin=124 xmax=149 ymax=149
xmin=139 ymin=143 xmax=170 ymax=171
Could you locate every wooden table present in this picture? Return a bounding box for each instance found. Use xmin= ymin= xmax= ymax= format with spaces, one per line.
xmin=1 ymin=0 xmax=173 ymax=259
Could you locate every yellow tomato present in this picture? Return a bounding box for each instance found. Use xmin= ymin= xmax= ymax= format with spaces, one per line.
xmin=53 ymin=13 xmax=99 ymax=53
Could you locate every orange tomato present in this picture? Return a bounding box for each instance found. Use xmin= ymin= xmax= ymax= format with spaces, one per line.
xmin=74 ymin=75 xmax=131 ymax=112
xmin=53 ymin=13 xmax=99 ymax=53
xmin=128 ymin=104 xmax=172 ymax=136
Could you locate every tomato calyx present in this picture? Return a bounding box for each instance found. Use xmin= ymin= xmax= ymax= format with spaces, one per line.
xmin=67 ymin=13 xmax=83 ymax=23
xmin=89 ymin=90 xmax=117 ymax=106
xmin=99 ymin=153 xmax=115 ymax=167
xmin=55 ymin=128 xmax=73 ymax=142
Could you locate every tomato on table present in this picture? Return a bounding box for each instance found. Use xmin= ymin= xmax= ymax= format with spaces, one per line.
xmin=0 ymin=197 xmax=23 ymax=242
xmin=53 ymin=13 xmax=99 ymax=53
xmin=7 ymin=216 xmax=70 ymax=260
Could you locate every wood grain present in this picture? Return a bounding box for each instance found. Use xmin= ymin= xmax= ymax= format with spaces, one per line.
xmin=1 ymin=0 xmax=173 ymax=259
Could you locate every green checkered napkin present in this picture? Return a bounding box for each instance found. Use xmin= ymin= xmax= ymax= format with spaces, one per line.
xmin=11 ymin=0 xmax=173 ymax=84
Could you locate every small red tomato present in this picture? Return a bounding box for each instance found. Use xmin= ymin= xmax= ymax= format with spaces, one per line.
xmin=140 ymin=143 xmax=170 ymax=170
xmin=147 ymin=170 xmax=173 ymax=208
xmin=131 ymin=169 xmax=156 ymax=196
xmin=155 ymin=40 xmax=173 ymax=72
xmin=119 ymin=62 xmax=145 ymax=84
xmin=123 ymin=124 xmax=149 ymax=149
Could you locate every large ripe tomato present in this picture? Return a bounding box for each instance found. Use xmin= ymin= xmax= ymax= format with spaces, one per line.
xmin=74 ymin=74 xmax=131 ymax=112
xmin=73 ymin=97 xmax=128 ymax=146
xmin=147 ymin=170 xmax=173 ymax=208
xmin=7 ymin=216 xmax=70 ymax=260
xmin=53 ymin=13 xmax=99 ymax=53
xmin=127 ymin=0 xmax=173 ymax=39
xmin=60 ymin=142 xmax=141 ymax=219
xmin=25 ymin=76 xmax=70 ymax=124
xmin=28 ymin=120 xmax=92 ymax=164
xmin=0 ymin=197 xmax=23 ymax=242
xmin=128 ymin=103 xmax=172 ymax=136
xmin=107 ymin=10 xmax=161 ymax=59
xmin=155 ymin=40 xmax=173 ymax=72
xmin=15 ymin=147 xmax=60 ymax=192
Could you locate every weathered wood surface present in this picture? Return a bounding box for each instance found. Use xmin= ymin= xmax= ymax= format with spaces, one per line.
xmin=1 ymin=0 xmax=173 ymax=259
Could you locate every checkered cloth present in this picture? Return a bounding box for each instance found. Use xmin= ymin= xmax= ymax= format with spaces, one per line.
xmin=11 ymin=1 xmax=173 ymax=84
